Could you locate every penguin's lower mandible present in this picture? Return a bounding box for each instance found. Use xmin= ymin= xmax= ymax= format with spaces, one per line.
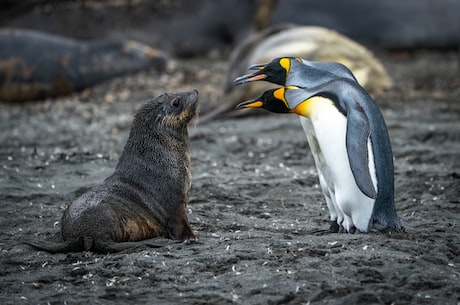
xmin=234 ymin=57 xmax=404 ymax=234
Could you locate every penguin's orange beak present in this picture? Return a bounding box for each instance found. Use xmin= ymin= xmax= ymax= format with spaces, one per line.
xmin=233 ymin=71 xmax=267 ymax=86
xmin=233 ymin=63 xmax=268 ymax=86
xmin=235 ymin=98 xmax=263 ymax=109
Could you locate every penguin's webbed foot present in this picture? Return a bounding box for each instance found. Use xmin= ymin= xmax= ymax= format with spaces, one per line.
xmin=347 ymin=226 xmax=357 ymax=234
xmin=309 ymin=221 xmax=361 ymax=235
xmin=330 ymin=221 xmax=340 ymax=233
xmin=338 ymin=224 xmax=360 ymax=234
xmin=309 ymin=221 xmax=340 ymax=235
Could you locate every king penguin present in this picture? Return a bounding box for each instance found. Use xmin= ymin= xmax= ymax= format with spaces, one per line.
xmin=233 ymin=57 xmax=358 ymax=88
xmin=234 ymin=58 xmax=404 ymax=233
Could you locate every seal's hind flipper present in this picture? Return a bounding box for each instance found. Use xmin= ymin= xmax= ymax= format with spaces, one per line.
xmin=24 ymin=239 xmax=82 ymax=253
xmin=24 ymin=237 xmax=191 ymax=254
xmin=93 ymin=239 xmax=186 ymax=253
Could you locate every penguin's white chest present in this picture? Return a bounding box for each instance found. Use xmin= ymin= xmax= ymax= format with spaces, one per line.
xmin=297 ymin=97 xmax=375 ymax=232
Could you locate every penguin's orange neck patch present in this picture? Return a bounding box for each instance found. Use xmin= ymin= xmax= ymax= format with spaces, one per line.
xmin=292 ymin=96 xmax=333 ymax=118
xmin=292 ymin=99 xmax=313 ymax=117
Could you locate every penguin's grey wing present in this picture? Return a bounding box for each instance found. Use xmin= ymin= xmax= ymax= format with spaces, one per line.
xmin=345 ymin=101 xmax=378 ymax=199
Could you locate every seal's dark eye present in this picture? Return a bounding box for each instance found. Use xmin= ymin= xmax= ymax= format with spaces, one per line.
xmin=172 ymin=98 xmax=180 ymax=107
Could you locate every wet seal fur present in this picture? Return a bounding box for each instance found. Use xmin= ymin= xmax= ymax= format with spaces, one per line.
xmin=25 ymin=90 xmax=199 ymax=253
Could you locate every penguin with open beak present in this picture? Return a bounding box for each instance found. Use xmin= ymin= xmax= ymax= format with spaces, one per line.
xmin=233 ymin=57 xmax=358 ymax=88
xmin=235 ymin=65 xmax=404 ymax=233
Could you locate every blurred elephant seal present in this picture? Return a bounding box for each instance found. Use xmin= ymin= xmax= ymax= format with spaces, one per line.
xmin=0 ymin=29 xmax=168 ymax=102
xmin=199 ymin=25 xmax=392 ymax=122
xmin=25 ymin=90 xmax=199 ymax=253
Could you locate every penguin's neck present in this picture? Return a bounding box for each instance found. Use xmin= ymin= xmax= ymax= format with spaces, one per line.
xmin=291 ymin=96 xmax=336 ymax=120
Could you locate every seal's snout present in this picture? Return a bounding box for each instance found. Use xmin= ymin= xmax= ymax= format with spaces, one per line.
xmin=185 ymin=89 xmax=199 ymax=105
xmin=187 ymin=89 xmax=199 ymax=103
xmin=175 ymin=89 xmax=198 ymax=103
xmin=184 ymin=89 xmax=199 ymax=116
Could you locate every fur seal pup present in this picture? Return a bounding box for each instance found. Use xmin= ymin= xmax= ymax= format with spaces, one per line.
xmin=0 ymin=29 xmax=168 ymax=102
xmin=26 ymin=90 xmax=198 ymax=253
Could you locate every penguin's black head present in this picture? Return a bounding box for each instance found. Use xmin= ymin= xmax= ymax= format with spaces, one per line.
xmin=233 ymin=57 xmax=299 ymax=86
xmin=235 ymin=88 xmax=290 ymax=113
xmin=134 ymin=89 xmax=199 ymax=130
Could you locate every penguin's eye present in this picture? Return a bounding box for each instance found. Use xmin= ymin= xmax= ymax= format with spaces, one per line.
xmin=172 ymin=98 xmax=180 ymax=107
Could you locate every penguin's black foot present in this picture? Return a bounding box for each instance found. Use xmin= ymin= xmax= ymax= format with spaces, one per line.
xmin=330 ymin=221 xmax=340 ymax=233
xmin=310 ymin=222 xmax=361 ymax=235
xmin=347 ymin=226 xmax=357 ymax=234
xmin=309 ymin=221 xmax=340 ymax=235
xmin=338 ymin=224 xmax=359 ymax=234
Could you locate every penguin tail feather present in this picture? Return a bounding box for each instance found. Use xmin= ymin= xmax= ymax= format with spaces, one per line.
xmin=372 ymin=217 xmax=405 ymax=233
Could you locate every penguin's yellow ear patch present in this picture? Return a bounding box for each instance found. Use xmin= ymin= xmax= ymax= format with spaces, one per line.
xmin=279 ymin=58 xmax=291 ymax=75
xmin=272 ymin=87 xmax=290 ymax=109
xmin=273 ymin=87 xmax=285 ymax=102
